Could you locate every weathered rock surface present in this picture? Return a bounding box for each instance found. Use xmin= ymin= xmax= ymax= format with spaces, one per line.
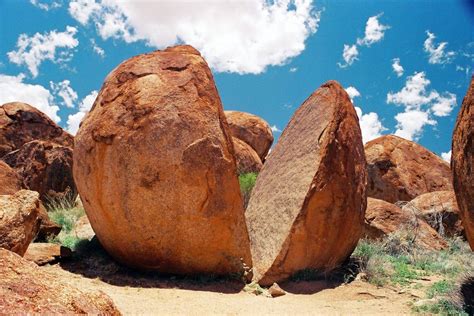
xmin=24 ymin=243 xmax=71 ymax=265
xmin=225 ymin=110 xmax=273 ymax=161
xmin=0 ymin=102 xmax=73 ymax=158
xmin=0 ymin=248 xmax=120 ymax=314
xmin=0 ymin=160 xmax=22 ymax=195
xmin=73 ymin=45 xmax=251 ymax=274
xmin=0 ymin=190 xmax=42 ymax=256
xmin=245 ymin=80 xmax=367 ymax=285
xmin=73 ymin=215 xmax=95 ymax=240
xmin=3 ymin=140 xmax=77 ymax=203
xmin=452 ymin=76 xmax=474 ymax=249
xmin=233 ymin=137 xmax=263 ymax=174
xmin=402 ymin=191 xmax=463 ymax=237
xmin=364 ymin=198 xmax=447 ymax=251
xmin=365 ymin=135 xmax=452 ymax=204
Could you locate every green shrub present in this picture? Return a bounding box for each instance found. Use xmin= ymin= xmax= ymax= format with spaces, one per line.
xmin=239 ymin=172 xmax=258 ymax=208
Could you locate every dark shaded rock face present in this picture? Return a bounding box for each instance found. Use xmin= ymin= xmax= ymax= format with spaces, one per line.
xmin=0 ymin=102 xmax=73 ymax=158
xmin=365 ymin=135 xmax=452 ymax=204
xmin=73 ymin=45 xmax=251 ymax=275
xmin=452 ymin=76 xmax=474 ymax=249
xmin=0 ymin=248 xmax=121 ymax=314
xmin=245 ymin=80 xmax=367 ymax=286
xmin=3 ymin=140 xmax=76 ymax=203
xmin=0 ymin=160 xmax=22 ymax=195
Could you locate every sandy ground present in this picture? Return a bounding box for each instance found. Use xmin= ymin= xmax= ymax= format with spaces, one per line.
xmin=43 ymin=259 xmax=422 ymax=316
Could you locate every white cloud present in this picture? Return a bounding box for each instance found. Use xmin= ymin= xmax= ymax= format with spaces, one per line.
xmin=394 ymin=110 xmax=436 ymax=141
xmin=387 ymin=71 xmax=457 ymax=140
xmin=50 ymin=80 xmax=78 ymax=108
xmin=345 ymin=86 xmax=361 ymax=101
xmin=91 ymin=39 xmax=105 ymax=57
xmin=30 ymin=0 xmax=62 ymax=10
xmin=0 ymin=73 xmax=60 ymax=123
xmin=7 ymin=26 xmax=79 ymax=78
xmin=339 ymin=44 xmax=359 ymax=67
xmin=339 ymin=13 xmax=389 ymax=68
xmin=66 ymin=90 xmax=98 ymax=134
xmin=289 ymin=67 xmax=298 ymax=73
xmin=68 ymin=0 xmax=320 ymax=74
xmin=441 ymin=150 xmax=451 ymax=163
xmin=392 ymin=58 xmax=404 ymax=77
xmin=356 ymin=13 xmax=390 ymax=47
xmin=270 ymin=125 xmax=282 ymax=133
xmin=424 ymin=31 xmax=455 ymax=64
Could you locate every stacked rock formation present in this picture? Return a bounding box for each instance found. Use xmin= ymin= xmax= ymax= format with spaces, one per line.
xmin=245 ymin=80 xmax=367 ymax=285
xmin=231 ymin=137 xmax=263 ymax=173
xmin=452 ymin=76 xmax=474 ymax=249
xmin=365 ymin=135 xmax=452 ymax=203
xmin=73 ymin=45 xmax=252 ymax=274
xmin=364 ymin=197 xmax=447 ymax=250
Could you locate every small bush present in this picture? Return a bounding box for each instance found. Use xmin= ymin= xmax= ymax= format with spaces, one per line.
xmin=239 ymin=172 xmax=258 ymax=208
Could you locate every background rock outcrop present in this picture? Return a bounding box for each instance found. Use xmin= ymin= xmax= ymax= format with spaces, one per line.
xmin=0 ymin=248 xmax=120 ymax=314
xmin=0 ymin=102 xmax=73 ymax=158
xmin=402 ymin=191 xmax=463 ymax=237
xmin=365 ymin=135 xmax=452 ymax=204
xmin=73 ymin=45 xmax=251 ymax=275
xmin=3 ymin=140 xmax=76 ymax=203
xmin=452 ymin=76 xmax=474 ymax=249
xmin=0 ymin=190 xmax=42 ymax=256
xmin=232 ymin=137 xmax=263 ymax=174
xmin=0 ymin=160 xmax=22 ymax=195
xmin=364 ymin=197 xmax=447 ymax=251
xmin=225 ymin=110 xmax=273 ymax=161
xmin=245 ymin=80 xmax=367 ymax=285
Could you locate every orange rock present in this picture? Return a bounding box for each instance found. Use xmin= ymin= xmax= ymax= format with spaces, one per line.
xmin=245 ymin=81 xmax=367 ymax=286
xmin=0 ymin=190 xmax=42 ymax=256
xmin=232 ymin=137 xmax=263 ymax=174
xmin=0 ymin=248 xmax=120 ymax=314
xmin=0 ymin=102 xmax=73 ymax=158
xmin=73 ymin=45 xmax=251 ymax=275
xmin=3 ymin=140 xmax=76 ymax=203
xmin=0 ymin=160 xmax=22 ymax=195
xmin=225 ymin=111 xmax=273 ymax=161
xmin=452 ymin=76 xmax=474 ymax=249
xmin=364 ymin=197 xmax=447 ymax=251
xmin=402 ymin=191 xmax=463 ymax=237
xmin=365 ymin=135 xmax=452 ymax=203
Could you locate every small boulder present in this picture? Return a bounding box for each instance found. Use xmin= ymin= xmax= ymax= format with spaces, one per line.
xmin=246 ymin=81 xmax=367 ymax=285
xmin=73 ymin=215 xmax=95 ymax=240
xmin=0 ymin=248 xmax=120 ymax=314
xmin=365 ymin=135 xmax=452 ymax=204
xmin=0 ymin=102 xmax=73 ymax=158
xmin=452 ymin=76 xmax=474 ymax=249
xmin=232 ymin=137 xmax=263 ymax=174
xmin=268 ymin=283 xmax=286 ymax=297
xmin=73 ymin=45 xmax=251 ymax=274
xmin=364 ymin=198 xmax=447 ymax=251
xmin=0 ymin=190 xmax=42 ymax=256
xmin=402 ymin=191 xmax=463 ymax=237
xmin=0 ymin=160 xmax=22 ymax=195
xmin=225 ymin=111 xmax=273 ymax=161
xmin=3 ymin=140 xmax=76 ymax=203
xmin=24 ymin=243 xmax=71 ymax=265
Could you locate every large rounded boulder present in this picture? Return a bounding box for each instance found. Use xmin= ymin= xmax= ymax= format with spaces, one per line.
xmin=0 ymin=190 xmax=42 ymax=256
xmin=3 ymin=140 xmax=76 ymax=203
xmin=73 ymin=45 xmax=251 ymax=275
xmin=365 ymin=135 xmax=452 ymax=203
xmin=232 ymin=137 xmax=263 ymax=174
xmin=225 ymin=111 xmax=273 ymax=161
xmin=245 ymin=80 xmax=367 ymax=285
xmin=452 ymin=76 xmax=474 ymax=249
xmin=0 ymin=160 xmax=22 ymax=195
xmin=0 ymin=102 xmax=73 ymax=158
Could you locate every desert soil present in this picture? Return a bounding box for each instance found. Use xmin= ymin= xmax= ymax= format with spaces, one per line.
xmin=42 ymin=261 xmax=426 ymax=315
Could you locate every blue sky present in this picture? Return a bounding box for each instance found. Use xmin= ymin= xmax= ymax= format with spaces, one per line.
xmin=0 ymin=0 xmax=472 ymax=161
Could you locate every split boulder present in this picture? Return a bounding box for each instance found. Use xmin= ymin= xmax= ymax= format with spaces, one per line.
xmin=73 ymin=45 xmax=251 ymax=275
xmin=245 ymin=80 xmax=367 ymax=285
